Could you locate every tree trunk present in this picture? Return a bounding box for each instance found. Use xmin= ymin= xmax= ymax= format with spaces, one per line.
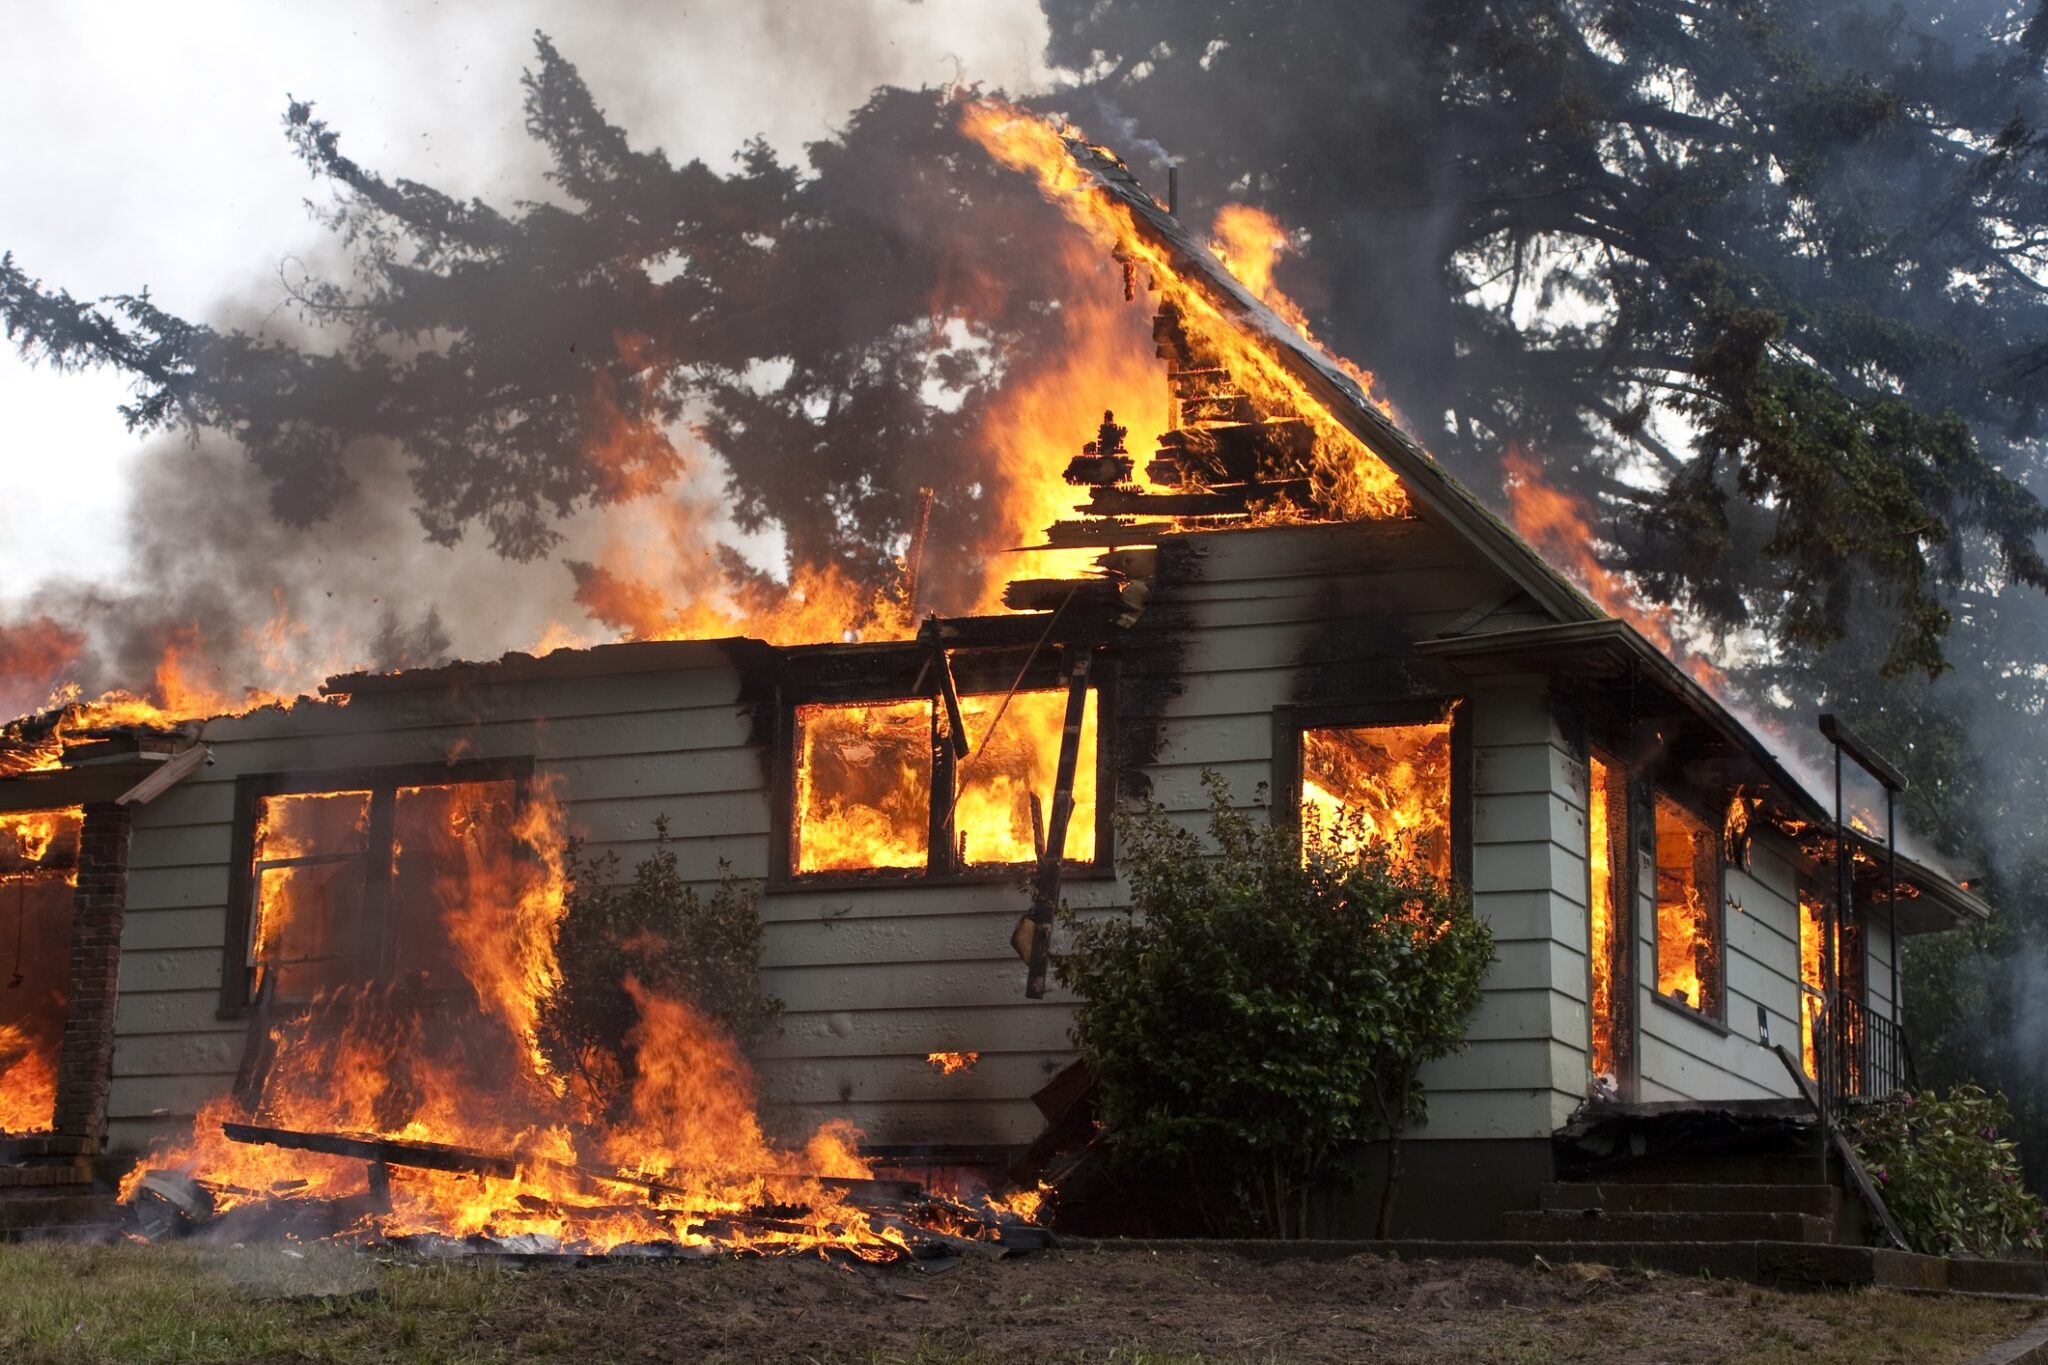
xmin=1376 ymin=1122 xmax=1405 ymax=1239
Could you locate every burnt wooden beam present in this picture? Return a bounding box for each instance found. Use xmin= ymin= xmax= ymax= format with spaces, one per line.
xmin=1040 ymin=519 xmax=1178 ymax=547
xmin=1021 ymin=649 xmax=1095 ymax=999
xmin=219 ymin=1122 xmax=924 ymax=1205
xmin=1001 ymin=578 xmax=1121 ymax=614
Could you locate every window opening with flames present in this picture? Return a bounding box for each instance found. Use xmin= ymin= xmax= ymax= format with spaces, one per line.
xmin=245 ymin=776 xmax=522 ymax=1004
xmin=792 ymin=688 xmax=1099 ymax=877
xmin=1654 ymin=794 xmax=1722 ymax=1016
xmin=0 ymin=806 xmax=82 ymax=1134
xmin=1586 ymin=754 xmax=1630 ymax=1083
xmin=1297 ymin=712 xmax=1457 ymax=886
xmin=1799 ymin=888 xmax=1864 ymax=1086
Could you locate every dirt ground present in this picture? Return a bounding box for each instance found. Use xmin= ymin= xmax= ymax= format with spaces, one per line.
xmin=1 ymin=1241 xmax=2040 ymax=1364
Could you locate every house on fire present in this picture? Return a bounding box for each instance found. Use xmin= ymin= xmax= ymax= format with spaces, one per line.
xmin=0 ymin=138 xmax=1988 ymax=1238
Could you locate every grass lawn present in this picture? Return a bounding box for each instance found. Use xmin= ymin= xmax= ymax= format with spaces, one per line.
xmin=0 ymin=1241 xmax=2039 ymax=1364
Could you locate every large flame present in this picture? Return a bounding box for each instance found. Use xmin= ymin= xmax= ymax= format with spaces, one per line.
xmin=0 ymin=807 xmax=83 ymax=1135
xmin=1587 ymin=755 xmax=1619 ymax=1081
xmin=959 ymin=99 xmax=1410 ymax=534
xmin=123 ymin=779 xmax=942 ymax=1256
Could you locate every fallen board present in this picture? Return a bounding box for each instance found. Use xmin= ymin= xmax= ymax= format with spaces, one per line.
xmin=220 ymin=1121 xmax=925 ymax=1205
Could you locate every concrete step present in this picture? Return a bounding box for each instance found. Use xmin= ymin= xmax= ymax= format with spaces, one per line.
xmin=0 ymin=1162 xmax=92 ymax=1190
xmin=1590 ymin=1151 xmax=1832 ymax=1186
xmin=0 ymin=1191 xmax=119 ymax=1236
xmin=1540 ymin=1182 xmax=1841 ymax=1218
xmin=1503 ymin=1209 xmax=1837 ymax=1244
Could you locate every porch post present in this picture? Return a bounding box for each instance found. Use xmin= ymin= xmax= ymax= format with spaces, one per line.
xmin=51 ymin=801 xmax=130 ymax=1153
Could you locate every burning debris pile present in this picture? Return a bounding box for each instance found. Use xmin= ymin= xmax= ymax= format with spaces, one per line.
xmin=118 ymin=783 xmax=1044 ymax=1261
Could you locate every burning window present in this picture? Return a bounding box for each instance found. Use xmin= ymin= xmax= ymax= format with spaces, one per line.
xmin=1298 ymin=715 xmax=1455 ymax=885
xmin=793 ymin=700 xmax=933 ymax=874
xmin=1653 ymin=795 xmax=1721 ymax=1015
xmin=1586 ymin=755 xmax=1630 ymax=1083
xmin=1799 ymin=889 xmax=1864 ymax=1083
xmin=790 ymin=688 xmax=1100 ymax=877
xmin=243 ymin=774 xmax=523 ymax=1004
xmin=0 ymin=807 xmax=82 ymax=1134
xmin=955 ymin=690 xmax=1097 ymax=867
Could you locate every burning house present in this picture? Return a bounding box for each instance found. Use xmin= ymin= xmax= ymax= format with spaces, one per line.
xmin=0 ymin=109 xmax=1989 ymax=1248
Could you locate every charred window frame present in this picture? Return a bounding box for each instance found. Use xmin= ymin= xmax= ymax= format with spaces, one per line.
xmin=1649 ymin=788 xmax=1726 ymax=1025
xmin=219 ymin=757 xmax=534 ymax=1016
xmin=768 ymin=652 xmax=1115 ymax=889
xmin=1270 ymin=697 xmax=1472 ymax=887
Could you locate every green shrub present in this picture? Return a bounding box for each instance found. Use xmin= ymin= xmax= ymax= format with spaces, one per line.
xmin=539 ymin=817 xmax=781 ymax=1120
xmin=1846 ymin=1084 xmax=2046 ymax=1259
xmin=1055 ymin=772 xmax=1493 ymax=1237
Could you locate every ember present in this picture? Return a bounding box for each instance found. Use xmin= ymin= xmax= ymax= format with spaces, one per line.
xmin=0 ymin=807 xmax=82 ymax=1134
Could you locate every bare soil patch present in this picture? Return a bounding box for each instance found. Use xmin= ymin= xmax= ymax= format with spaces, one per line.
xmin=0 ymin=1241 xmax=2037 ymax=1363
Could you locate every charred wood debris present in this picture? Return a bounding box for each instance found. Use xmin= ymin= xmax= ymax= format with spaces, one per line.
xmin=124 ymin=1120 xmax=1051 ymax=1267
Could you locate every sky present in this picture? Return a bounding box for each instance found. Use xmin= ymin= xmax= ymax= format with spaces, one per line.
xmin=0 ymin=0 xmax=1051 ymax=606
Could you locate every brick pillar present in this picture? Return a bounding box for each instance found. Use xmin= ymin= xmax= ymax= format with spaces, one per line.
xmin=51 ymin=801 xmax=130 ymax=1152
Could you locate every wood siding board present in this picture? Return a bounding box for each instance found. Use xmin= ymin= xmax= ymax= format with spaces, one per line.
xmin=107 ymin=1073 xmax=234 ymax=1120
xmin=119 ymin=947 xmax=224 ymax=995
xmin=112 ymin=1031 xmax=245 ymax=1077
xmin=119 ymin=907 xmax=231 ymax=953
xmin=116 ymin=989 xmax=233 ymax=1036
xmin=760 ymin=960 xmax=1077 ymax=1013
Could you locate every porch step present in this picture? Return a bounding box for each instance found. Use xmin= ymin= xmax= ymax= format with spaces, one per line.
xmin=1591 ymin=1151 xmax=1831 ymax=1187
xmin=0 ymin=1162 xmax=92 ymax=1190
xmin=0 ymin=1134 xmax=93 ymax=1164
xmin=1539 ymin=1182 xmax=1841 ymax=1219
xmin=1503 ymin=1209 xmax=1837 ymax=1244
xmin=0 ymin=1190 xmax=120 ymax=1239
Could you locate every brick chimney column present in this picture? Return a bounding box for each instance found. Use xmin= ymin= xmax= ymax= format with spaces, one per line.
xmin=51 ymin=801 xmax=130 ymax=1152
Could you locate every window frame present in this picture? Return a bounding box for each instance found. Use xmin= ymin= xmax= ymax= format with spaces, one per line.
xmin=767 ymin=655 xmax=1116 ymax=890
xmin=1270 ymin=696 xmax=1472 ymax=887
xmin=1647 ymin=785 xmax=1728 ymax=1026
xmin=219 ymin=756 xmax=534 ymax=1017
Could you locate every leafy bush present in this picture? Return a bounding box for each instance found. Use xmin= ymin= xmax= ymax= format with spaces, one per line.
xmin=1055 ymin=772 xmax=1493 ymax=1237
xmin=1846 ymin=1084 xmax=2046 ymax=1259
xmin=539 ymin=817 xmax=781 ymax=1120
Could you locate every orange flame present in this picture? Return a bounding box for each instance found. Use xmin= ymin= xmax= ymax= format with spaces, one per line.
xmin=1587 ymin=756 xmax=1619 ymax=1081
xmin=925 ymin=1051 xmax=978 ymax=1075
xmin=0 ymin=807 xmax=82 ymax=1135
xmin=1501 ymin=448 xmax=1725 ymax=691
xmin=958 ymin=97 xmax=1410 ymax=559
xmin=1299 ymin=717 xmax=1455 ymax=885
xmin=121 ymin=780 xmax=965 ymax=1256
xmin=792 ymin=688 xmax=1099 ymax=876
xmin=1653 ymin=797 xmax=1714 ymax=1011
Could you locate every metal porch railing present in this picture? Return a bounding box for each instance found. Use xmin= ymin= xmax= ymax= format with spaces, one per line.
xmin=1811 ymin=988 xmax=1917 ymax=1106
